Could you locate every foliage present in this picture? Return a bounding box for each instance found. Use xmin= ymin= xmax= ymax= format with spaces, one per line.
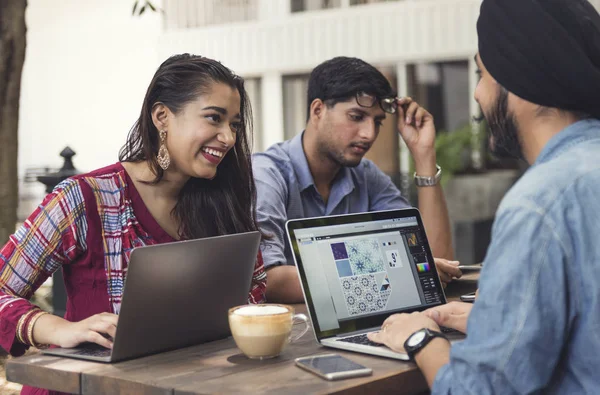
xmin=435 ymin=123 xmax=479 ymax=185
xmin=132 ymin=1 xmax=159 ymax=16
xmin=410 ymin=123 xmax=485 ymax=187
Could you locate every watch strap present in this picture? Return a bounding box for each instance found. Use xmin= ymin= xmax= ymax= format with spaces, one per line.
xmin=413 ymin=165 xmax=442 ymax=187
xmin=404 ymin=328 xmax=448 ymax=360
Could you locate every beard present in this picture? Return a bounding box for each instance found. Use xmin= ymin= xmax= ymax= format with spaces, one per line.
xmin=317 ymin=119 xmax=365 ymax=168
xmin=483 ymin=88 xmax=524 ymax=160
xmin=326 ymin=146 xmax=363 ymax=168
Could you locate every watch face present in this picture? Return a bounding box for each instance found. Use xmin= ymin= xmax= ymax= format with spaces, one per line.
xmin=407 ymin=330 xmax=427 ymax=347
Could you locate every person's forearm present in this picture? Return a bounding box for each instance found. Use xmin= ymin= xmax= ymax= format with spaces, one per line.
xmin=414 ymin=157 xmax=454 ymax=260
xmin=265 ymin=265 xmax=304 ymax=303
xmin=32 ymin=313 xmax=71 ymax=346
xmin=415 ymin=338 xmax=451 ymax=388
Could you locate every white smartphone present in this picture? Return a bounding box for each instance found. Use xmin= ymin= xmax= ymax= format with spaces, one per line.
xmin=295 ymin=354 xmax=373 ymax=381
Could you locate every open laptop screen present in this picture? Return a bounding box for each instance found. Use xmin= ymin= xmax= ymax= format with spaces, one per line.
xmin=286 ymin=209 xmax=446 ymax=339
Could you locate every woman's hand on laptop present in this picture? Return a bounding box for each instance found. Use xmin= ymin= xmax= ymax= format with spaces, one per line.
xmin=424 ymin=302 xmax=473 ymax=334
xmin=367 ymin=312 xmax=440 ymax=353
xmin=435 ymin=258 xmax=462 ymax=287
xmin=54 ymin=312 xmax=118 ymax=349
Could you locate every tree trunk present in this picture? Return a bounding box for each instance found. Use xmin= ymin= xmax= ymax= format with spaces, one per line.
xmin=0 ymin=0 xmax=27 ymax=244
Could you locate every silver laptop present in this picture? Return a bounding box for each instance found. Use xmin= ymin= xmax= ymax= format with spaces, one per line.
xmin=43 ymin=231 xmax=261 ymax=362
xmin=286 ymin=209 xmax=464 ymax=361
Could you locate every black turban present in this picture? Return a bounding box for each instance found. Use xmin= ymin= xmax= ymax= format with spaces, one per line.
xmin=477 ymin=0 xmax=600 ymax=118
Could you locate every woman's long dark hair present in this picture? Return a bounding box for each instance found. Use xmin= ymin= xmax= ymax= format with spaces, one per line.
xmin=119 ymin=54 xmax=259 ymax=239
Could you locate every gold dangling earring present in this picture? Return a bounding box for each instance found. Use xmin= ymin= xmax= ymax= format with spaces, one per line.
xmin=157 ymin=130 xmax=170 ymax=170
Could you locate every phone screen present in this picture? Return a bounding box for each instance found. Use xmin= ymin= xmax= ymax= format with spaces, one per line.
xmin=297 ymin=355 xmax=367 ymax=374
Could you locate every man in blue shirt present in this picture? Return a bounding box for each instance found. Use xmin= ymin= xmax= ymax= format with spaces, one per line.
xmin=253 ymin=57 xmax=458 ymax=303
xmin=369 ymin=0 xmax=600 ymax=393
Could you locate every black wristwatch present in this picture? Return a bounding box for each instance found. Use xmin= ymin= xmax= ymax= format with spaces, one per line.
xmin=404 ymin=328 xmax=448 ymax=360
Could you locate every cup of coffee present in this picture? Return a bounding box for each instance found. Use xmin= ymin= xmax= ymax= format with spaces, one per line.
xmin=228 ymin=304 xmax=309 ymax=360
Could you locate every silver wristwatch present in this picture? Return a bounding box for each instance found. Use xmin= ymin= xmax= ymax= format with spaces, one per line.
xmin=414 ymin=165 xmax=442 ymax=187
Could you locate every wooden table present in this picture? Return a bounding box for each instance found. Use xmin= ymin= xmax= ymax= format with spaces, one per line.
xmin=7 ymin=275 xmax=478 ymax=394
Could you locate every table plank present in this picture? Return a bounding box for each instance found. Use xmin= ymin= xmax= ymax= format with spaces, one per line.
xmin=446 ymin=270 xmax=479 ymax=302
xmin=174 ymin=347 xmax=427 ymax=395
xmin=5 ymin=352 xmax=104 ymax=394
xmin=170 ymin=304 xmax=428 ymax=395
xmin=82 ymin=337 xmax=235 ymax=394
xmin=82 ymin=321 xmax=319 ymax=394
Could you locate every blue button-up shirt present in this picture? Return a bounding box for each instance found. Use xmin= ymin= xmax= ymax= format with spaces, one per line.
xmin=253 ymin=132 xmax=410 ymax=269
xmin=434 ymin=118 xmax=600 ymax=394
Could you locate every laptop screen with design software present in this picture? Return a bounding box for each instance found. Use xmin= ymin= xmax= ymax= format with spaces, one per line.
xmin=286 ymin=209 xmax=447 ymax=339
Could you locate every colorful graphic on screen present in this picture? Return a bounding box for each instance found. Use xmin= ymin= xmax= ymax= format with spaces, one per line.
xmin=386 ymin=250 xmax=402 ymax=268
xmin=406 ymin=233 xmax=418 ymax=246
xmin=341 ymin=274 xmax=392 ymax=316
xmin=330 ymin=239 xmax=385 ymax=276
xmin=416 ymin=262 xmax=430 ymax=273
xmin=331 ymin=242 xmax=349 ymax=260
xmin=380 ymin=275 xmax=391 ymax=291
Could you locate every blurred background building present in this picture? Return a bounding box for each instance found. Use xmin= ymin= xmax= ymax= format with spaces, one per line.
xmin=16 ymin=0 xmax=600 ymax=261
xmin=159 ymin=0 xmax=481 ymax=187
xmin=18 ymin=0 xmax=480 ymax=211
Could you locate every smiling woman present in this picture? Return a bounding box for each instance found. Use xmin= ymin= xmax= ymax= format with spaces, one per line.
xmin=119 ymin=54 xmax=256 ymax=239
xmin=0 ymin=54 xmax=267 ymax=395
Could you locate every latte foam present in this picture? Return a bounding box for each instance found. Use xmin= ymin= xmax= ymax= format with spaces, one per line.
xmin=233 ymin=305 xmax=289 ymax=316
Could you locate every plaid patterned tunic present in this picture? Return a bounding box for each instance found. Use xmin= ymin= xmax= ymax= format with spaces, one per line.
xmin=0 ymin=163 xmax=266 ymax=364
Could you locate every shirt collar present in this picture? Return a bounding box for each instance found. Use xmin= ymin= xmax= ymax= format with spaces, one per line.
xmin=289 ymin=132 xmax=316 ymax=191
xmin=535 ymin=118 xmax=600 ymax=165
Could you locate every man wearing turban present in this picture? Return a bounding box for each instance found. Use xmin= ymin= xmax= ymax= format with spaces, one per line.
xmin=368 ymin=0 xmax=600 ymax=393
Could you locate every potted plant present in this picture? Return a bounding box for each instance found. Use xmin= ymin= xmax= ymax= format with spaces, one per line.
xmin=412 ymin=123 xmax=522 ymax=264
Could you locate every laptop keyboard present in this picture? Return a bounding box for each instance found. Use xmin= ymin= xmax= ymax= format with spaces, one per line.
xmin=337 ymin=326 xmax=459 ymax=347
xmin=72 ymin=347 xmax=112 ymax=358
xmin=336 ymin=334 xmax=384 ymax=347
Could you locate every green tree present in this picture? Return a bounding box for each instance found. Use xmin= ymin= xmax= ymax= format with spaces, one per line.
xmin=0 ymin=0 xmax=27 ymax=245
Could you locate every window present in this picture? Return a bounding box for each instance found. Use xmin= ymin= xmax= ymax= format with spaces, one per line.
xmin=409 ymin=61 xmax=470 ymax=134
xmin=291 ymin=0 xmax=342 ymax=12
xmin=282 ymin=75 xmax=309 ymax=140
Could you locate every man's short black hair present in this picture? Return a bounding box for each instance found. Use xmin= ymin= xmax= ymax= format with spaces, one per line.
xmin=306 ymin=56 xmax=396 ymax=120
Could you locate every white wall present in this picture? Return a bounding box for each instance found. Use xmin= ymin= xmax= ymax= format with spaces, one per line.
xmin=159 ymin=0 xmax=481 ymax=76
xmin=17 ymin=0 xmax=163 ymax=218
xmin=19 ymin=0 xmax=163 ymax=176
